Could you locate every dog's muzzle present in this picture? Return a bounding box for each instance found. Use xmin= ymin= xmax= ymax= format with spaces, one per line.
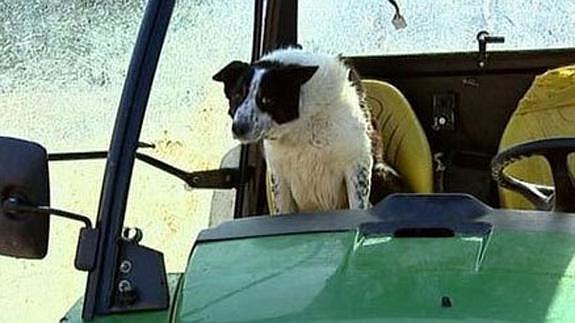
xmin=231 ymin=104 xmax=268 ymax=143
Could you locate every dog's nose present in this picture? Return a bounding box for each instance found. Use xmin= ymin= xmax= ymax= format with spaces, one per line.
xmin=232 ymin=121 xmax=250 ymax=137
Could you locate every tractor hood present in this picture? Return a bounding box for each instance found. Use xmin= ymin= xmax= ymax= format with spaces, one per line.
xmin=175 ymin=195 xmax=575 ymax=322
xmin=62 ymin=195 xmax=575 ymax=322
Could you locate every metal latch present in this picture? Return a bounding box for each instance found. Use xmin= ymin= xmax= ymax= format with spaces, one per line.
xmin=476 ymin=30 xmax=505 ymax=68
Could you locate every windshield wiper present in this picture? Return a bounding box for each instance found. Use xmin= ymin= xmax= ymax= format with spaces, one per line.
xmin=47 ymin=142 xmax=249 ymax=189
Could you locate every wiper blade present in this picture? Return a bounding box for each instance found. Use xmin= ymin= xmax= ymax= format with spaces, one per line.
xmin=48 ymin=142 xmax=155 ymax=161
xmin=47 ymin=143 xmax=249 ymax=189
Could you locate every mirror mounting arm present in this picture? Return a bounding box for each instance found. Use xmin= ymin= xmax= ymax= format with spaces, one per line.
xmin=3 ymin=196 xmax=98 ymax=272
xmin=2 ymin=197 xmax=92 ymax=228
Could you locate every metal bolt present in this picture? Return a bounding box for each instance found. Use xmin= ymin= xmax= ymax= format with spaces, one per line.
xmin=122 ymin=227 xmax=143 ymax=243
xmin=118 ymin=280 xmax=132 ymax=293
xmin=192 ymin=176 xmax=200 ymax=184
xmin=119 ymin=260 xmax=132 ymax=274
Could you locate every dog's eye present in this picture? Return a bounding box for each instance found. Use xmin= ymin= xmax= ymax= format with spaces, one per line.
xmin=232 ymin=87 xmax=247 ymax=102
xmin=261 ymin=96 xmax=273 ymax=105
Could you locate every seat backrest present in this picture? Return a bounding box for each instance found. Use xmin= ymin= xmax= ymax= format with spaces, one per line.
xmin=498 ymin=65 xmax=575 ymax=210
xmin=363 ymin=79 xmax=433 ymax=193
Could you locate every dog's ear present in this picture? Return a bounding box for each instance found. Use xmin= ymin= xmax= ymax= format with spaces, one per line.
xmin=283 ymin=65 xmax=319 ymax=85
xmin=213 ymin=61 xmax=250 ymax=84
xmin=213 ymin=61 xmax=250 ymax=99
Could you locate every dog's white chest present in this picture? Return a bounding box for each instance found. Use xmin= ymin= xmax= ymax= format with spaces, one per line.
xmin=292 ymin=155 xmax=347 ymax=211
xmin=266 ymin=143 xmax=350 ymax=212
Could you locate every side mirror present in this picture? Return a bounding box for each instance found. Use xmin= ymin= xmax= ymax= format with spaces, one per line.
xmin=0 ymin=137 xmax=50 ymax=259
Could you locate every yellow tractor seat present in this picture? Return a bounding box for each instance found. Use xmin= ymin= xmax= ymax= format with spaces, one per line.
xmin=498 ymin=65 xmax=575 ymax=210
xmin=362 ymin=79 xmax=433 ymax=194
xmin=266 ymin=79 xmax=433 ymax=212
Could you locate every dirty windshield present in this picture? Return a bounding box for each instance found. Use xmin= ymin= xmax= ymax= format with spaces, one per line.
xmin=0 ymin=1 xmax=252 ymax=322
xmin=299 ymin=0 xmax=575 ymax=55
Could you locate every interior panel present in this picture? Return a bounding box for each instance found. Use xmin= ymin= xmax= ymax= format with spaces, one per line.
xmin=350 ymin=49 xmax=575 ymax=206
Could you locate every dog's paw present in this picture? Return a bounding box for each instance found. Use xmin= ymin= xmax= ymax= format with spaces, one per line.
xmin=370 ymin=162 xmax=406 ymax=204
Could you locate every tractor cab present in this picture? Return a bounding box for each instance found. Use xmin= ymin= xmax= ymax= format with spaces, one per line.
xmin=1 ymin=0 xmax=575 ymax=322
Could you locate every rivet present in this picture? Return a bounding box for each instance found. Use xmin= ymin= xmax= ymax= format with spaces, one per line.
xmin=119 ymin=260 xmax=132 ymax=274
xmin=118 ymin=280 xmax=132 ymax=293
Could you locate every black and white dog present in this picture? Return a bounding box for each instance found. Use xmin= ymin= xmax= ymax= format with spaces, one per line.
xmin=213 ymin=48 xmax=402 ymax=214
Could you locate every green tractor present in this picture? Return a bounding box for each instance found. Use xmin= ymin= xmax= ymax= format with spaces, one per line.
xmin=2 ymin=0 xmax=575 ymax=322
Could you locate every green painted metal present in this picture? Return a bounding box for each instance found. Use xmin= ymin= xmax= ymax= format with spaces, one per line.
xmin=61 ymin=228 xmax=575 ymax=322
xmin=174 ymin=230 xmax=575 ymax=322
xmin=61 ymin=273 xmax=182 ymax=323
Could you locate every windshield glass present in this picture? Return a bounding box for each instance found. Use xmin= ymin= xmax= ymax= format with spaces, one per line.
xmin=1 ymin=1 xmax=144 ymax=322
xmin=0 ymin=1 xmax=253 ymax=322
xmin=128 ymin=0 xmax=253 ymax=268
xmin=299 ymin=0 xmax=575 ymax=55
xmin=0 ymin=1 xmax=142 ymax=152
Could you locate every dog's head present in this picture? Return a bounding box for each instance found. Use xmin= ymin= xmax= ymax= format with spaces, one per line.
xmin=213 ymin=60 xmax=318 ymax=143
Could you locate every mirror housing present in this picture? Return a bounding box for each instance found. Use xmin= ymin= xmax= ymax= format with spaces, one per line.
xmin=0 ymin=137 xmax=50 ymax=259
